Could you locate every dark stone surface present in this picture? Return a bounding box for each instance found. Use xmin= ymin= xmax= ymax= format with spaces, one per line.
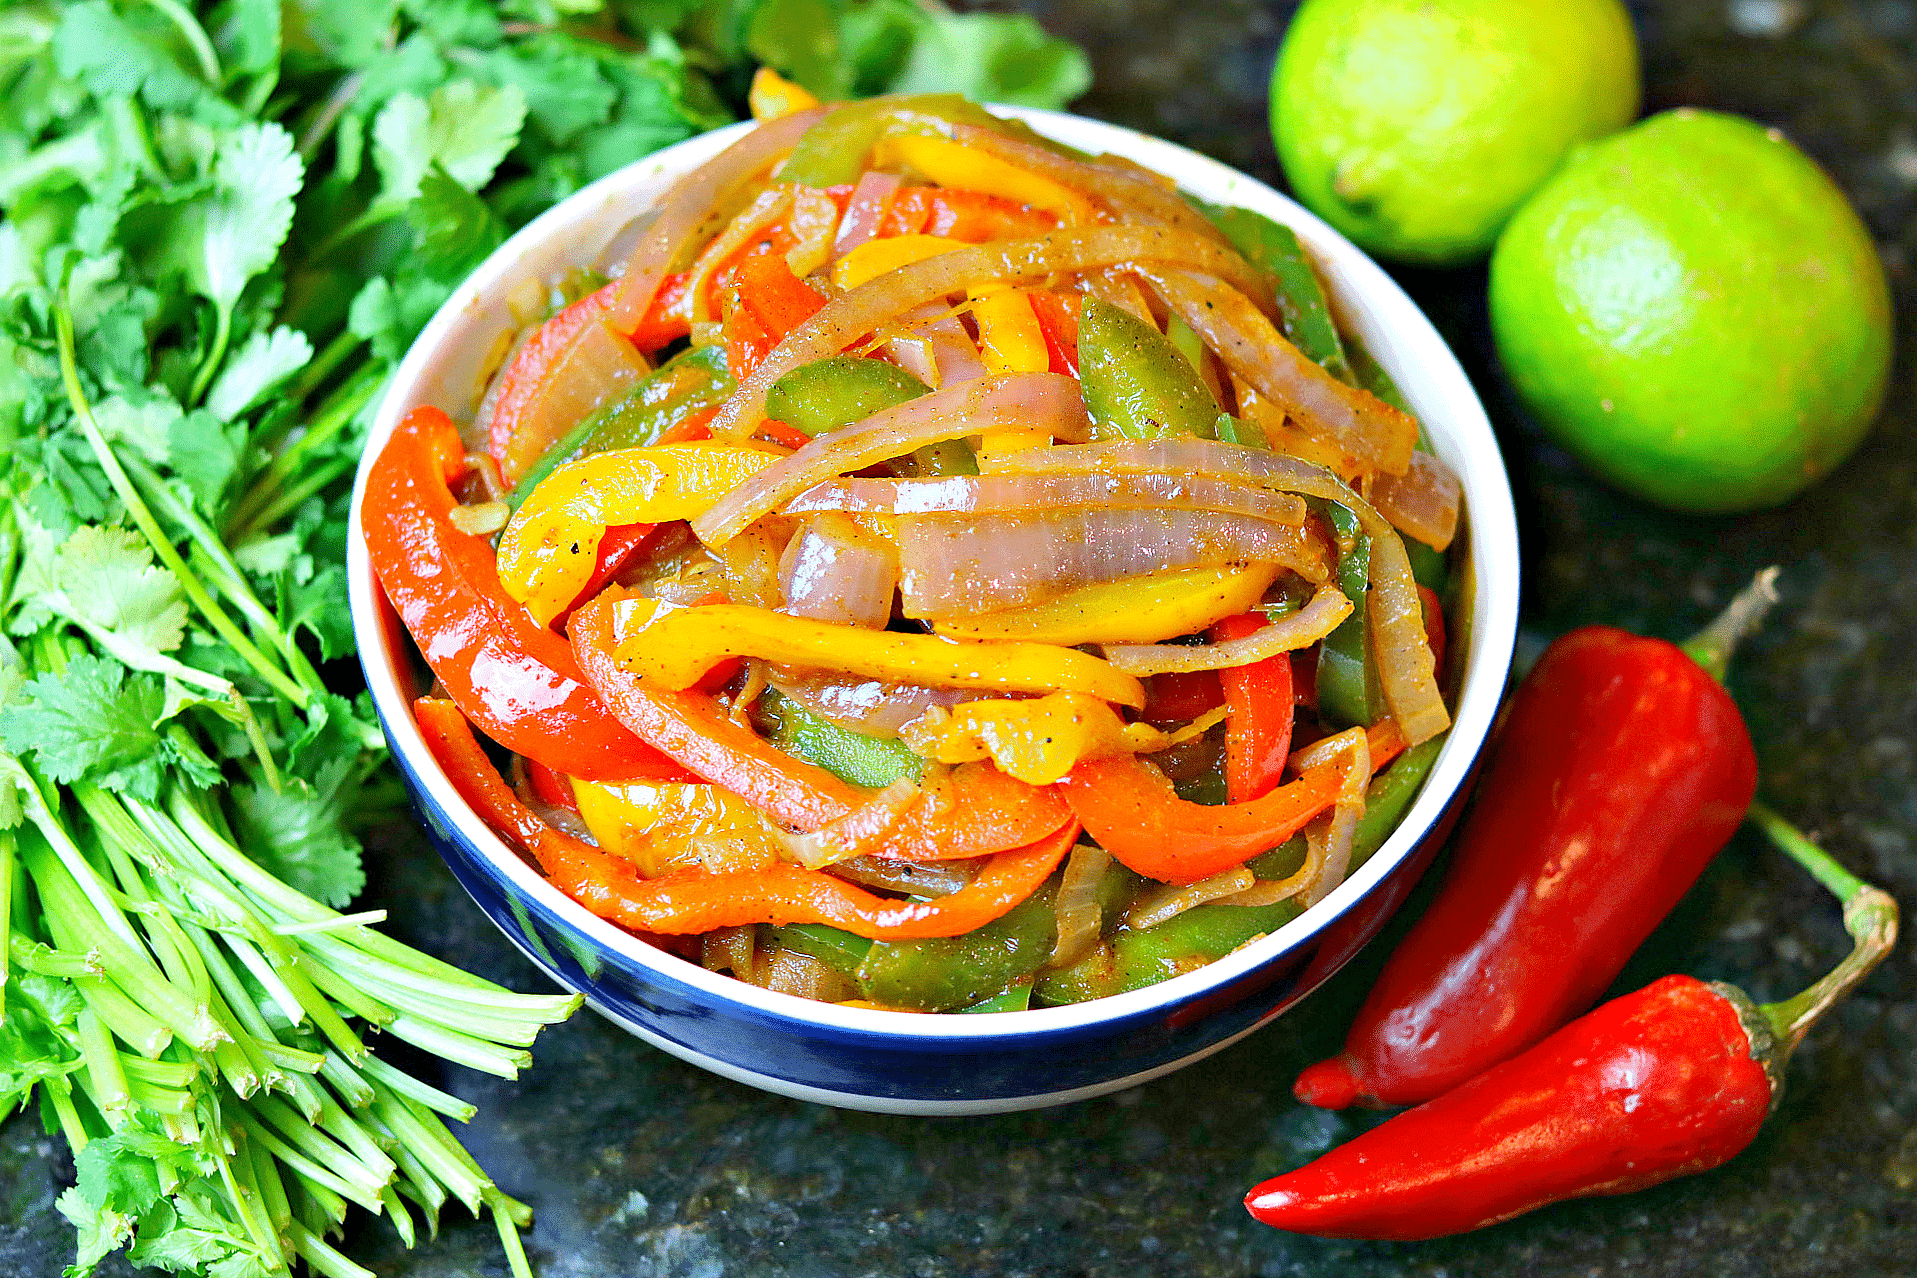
xmin=6 ymin=2 xmax=1914 ymax=1275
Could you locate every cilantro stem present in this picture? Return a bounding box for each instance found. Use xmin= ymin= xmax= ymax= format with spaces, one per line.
xmin=289 ymin=1219 xmax=379 ymax=1278
xmin=291 ymin=331 xmax=365 ymax=405
xmin=230 ymin=366 xmax=383 ymax=534
xmin=188 ymin=303 xmax=234 ymax=407
xmin=356 ymin=1053 xmax=479 ymax=1123
xmin=489 ymin=1186 xmax=538 ymax=1278
xmin=144 ymin=0 xmax=223 ymax=84
xmin=75 ymin=1004 xmax=132 ymax=1126
xmin=229 ymin=454 xmax=357 ymax=542
xmin=54 ymin=302 xmax=311 ymax=707
xmin=271 ymin=909 xmax=389 ymax=935
xmin=0 ymin=831 xmax=10 ymax=1022
xmin=118 ymin=451 xmax=325 ymax=702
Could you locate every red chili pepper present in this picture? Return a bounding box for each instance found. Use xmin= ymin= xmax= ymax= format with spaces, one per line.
xmin=1293 ymin=594 xmax=1765 ymax=1110
xmin=1212 ymin=612 xmax=1295 ymax=803
xmin=722 ymin=252 xmax=828 ymax=380
xmin=1248 ymin=804 xmax=1898 ymax=1239
xmin=362 ymin=405 xmax=693 ymax=783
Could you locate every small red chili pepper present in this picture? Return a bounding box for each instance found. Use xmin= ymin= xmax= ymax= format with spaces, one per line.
xmin=1212 ymin=611 xmax=1295 ymax=803
xmin=1247 ymin=803 xmax=1898 ymax=1239
xmin=1293 ymin=576 xmax=1776 ymax=1110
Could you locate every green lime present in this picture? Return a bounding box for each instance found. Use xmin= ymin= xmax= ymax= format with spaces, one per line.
xmin=1489 ymin=109 xmax=1893 ymax=514
xmin=1271 ymin=0 xmax=1640 ymax=265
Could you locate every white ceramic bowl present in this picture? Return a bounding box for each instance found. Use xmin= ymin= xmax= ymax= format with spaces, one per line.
xmin=348 ymin=107 xmax=1520 ymax=1115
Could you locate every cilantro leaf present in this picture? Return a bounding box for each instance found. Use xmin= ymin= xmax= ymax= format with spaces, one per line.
xmin=153 ymin=121 xmax=303 ymax=333
xmin=409 ymin=165 xmax=507 ymax=283
xmin=75 ymin=1130 xmax=166 ymax=1218
xmin=0 ymin=654 xmax=170 ymax=801
xmin=205 ymin=325 xmax=312 ymax=421
xmin=371 ymin=79 xmax=528 ymax=205
xmin=52 ymin=1 xmax=206 ymax=112
xmin=165 ymin=407 xmax=246 ymax=512
xmin=232 ymin=755 xmax=364 ymax=907
xmin=886 ymin=10 xmax=1091 ymax=108
xmin=44 ymin=525 xmax=191 ymax=659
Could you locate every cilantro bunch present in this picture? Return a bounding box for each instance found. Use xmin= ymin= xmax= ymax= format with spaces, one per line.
xmin=0 ymin=1 xmax=1088 ymax=1276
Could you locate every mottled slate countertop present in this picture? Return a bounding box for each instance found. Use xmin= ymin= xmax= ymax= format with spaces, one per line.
xmin=5 ymin=1 xmax=1914 ymax=1274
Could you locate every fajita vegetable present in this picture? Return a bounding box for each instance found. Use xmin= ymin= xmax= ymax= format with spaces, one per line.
xmin=365 ymin=90 xmax=1466 ymax=1014
xmin=0 ymin=2 xmax=1095 ymax=1275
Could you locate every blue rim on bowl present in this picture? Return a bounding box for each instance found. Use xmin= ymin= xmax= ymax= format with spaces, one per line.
xmin=347 ymin=106 xmax=1521 ymax=1116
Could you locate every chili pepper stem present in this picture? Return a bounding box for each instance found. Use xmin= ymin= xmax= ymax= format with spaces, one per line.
xmin=1745 ymin=800 xmax=1900 ymax=1053
xmin=1681 ymin=566 xmax=1781 ymax=683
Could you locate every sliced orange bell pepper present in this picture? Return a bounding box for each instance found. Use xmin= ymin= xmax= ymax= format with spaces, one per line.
xmin=364 ymin=406 xmax=691 ymax=783
xmin=876 ymin=186 xmax=1063 ymax=241
xmin=415 ymin=696 xmax=1076 ymax=940
xmin=723 ymin=252 xmax=828 ymax=380
xmin=1060 ymin=721 xmax=1408 ymax=884
xmin=569 ymin=590 xmax=1073 ymax=859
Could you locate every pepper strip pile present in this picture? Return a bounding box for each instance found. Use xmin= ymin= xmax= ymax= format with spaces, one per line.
xmin=415 ymin=698 xmax=1076 ymax=940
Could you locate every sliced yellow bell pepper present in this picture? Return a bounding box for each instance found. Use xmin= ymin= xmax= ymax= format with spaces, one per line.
xmin=748 ymin=67 xmax=819 ymax=121
xmin=900 ymin=692 xmax=1225 ymax=786
xmin=610 ymin=595 xmax=1146 ymax=708
xmin=933 ymin=563 xmax=1284 ymax=647
xmin=873 ymin=134 xmax=1096 ymax=224
xmin=572 ymin=777 xmax=784 ymax=878
xmin=831 ymin=233 xmax=968 ymax=291
xmin=498 ymin=442 xmax=779 ymax=626
xmin=971 ymin=287 xmax=1049 ymax=375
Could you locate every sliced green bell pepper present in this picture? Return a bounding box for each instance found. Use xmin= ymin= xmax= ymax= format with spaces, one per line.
xmin=1077 ymin=298 xmax=1219 ymax=442
xmin=757 ymin=688 xmax=923 ymax=789
xmin=856 ymin=861 xmax=1142 ymax=1011
xmin=1200 ymin=202 xmax=1352 ymax=384
xmin=1033 ymin=898 xmax=1305 ymax=1005
xmin=764 ymin=355 xmax=975 ymax=475
xmin=780 ymin=94 xmax=1010 ymax=188
xmin=771 ymin=922 xmax=872 ymax=978
xmin=1316 ymin=502 xmax=1384 ymax=728
xmin=506 ymin=343 xmax=733 ymax=510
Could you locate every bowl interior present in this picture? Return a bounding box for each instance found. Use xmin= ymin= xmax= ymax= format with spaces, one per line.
xmin=347 ymin=107 xmax=1520 ymax=1042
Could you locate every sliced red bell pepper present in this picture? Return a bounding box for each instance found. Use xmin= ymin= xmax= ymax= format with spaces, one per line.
xmin=1061 ymin=721 xmax=1408 ymax=884
xmin=1419 ymin=584 xmax=1447 ymax=677
xmin=569 ymin=588 xmax=1073 ymax=859
xmin=876 ymin=187 xmax=1061 ymax=241
xmin=1143 ymin=670 xmax=1224 ymax=726
xmin=363 ymin=405 xmax=694 ymax=783
xmin=415 ymin=696 xmax=1077 ymax=941
xmin=722 ymin=252 xmax=828 ymax=381
xmin=524 ymin=758 xmax=579 ymax=812
xmin=756 ymin=419 xmax=814 ymax=450
xmin=1213 ymin=612 xmax=1297 ymax=804
xmin=486 ymin=281 xmax=616 ymax=473
xmin=627 ymin=270 xmax=694 ymax=352
xmin=1027 ymin=289 xmax=1080 ymax=377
